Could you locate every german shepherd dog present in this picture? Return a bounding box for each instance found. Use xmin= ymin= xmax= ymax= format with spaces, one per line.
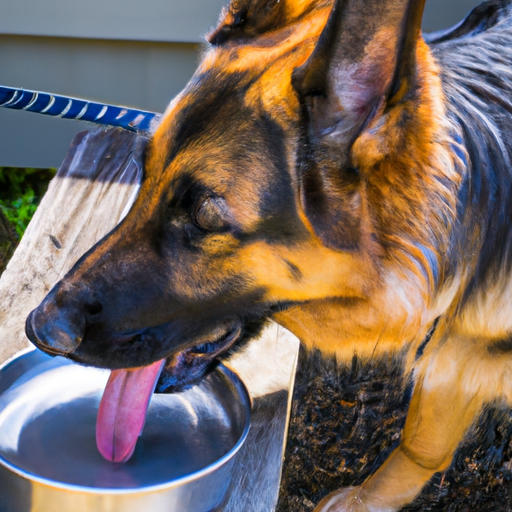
xmin=25 ymin=0 xmax=512 ymax=509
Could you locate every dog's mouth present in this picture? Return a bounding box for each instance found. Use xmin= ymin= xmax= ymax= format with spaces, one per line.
xmin=96 ymin=320 xmax=242 ymax=463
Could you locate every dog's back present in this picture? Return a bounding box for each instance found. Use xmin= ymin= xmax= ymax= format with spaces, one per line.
xmin=426 ymin=1 xmax=512 ymax=340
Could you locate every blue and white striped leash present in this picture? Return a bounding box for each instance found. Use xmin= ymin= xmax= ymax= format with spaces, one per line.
xmin=0 ymin=85 xmax=161 ymax=133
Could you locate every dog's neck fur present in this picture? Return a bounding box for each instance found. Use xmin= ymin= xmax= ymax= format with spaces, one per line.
xmin=275 ymin=2 xmax=512 ymax=363
xmin=274 ymin=38 xmax=452 ymax=362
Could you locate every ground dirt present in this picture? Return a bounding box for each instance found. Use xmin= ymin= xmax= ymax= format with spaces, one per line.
xmin=277 ymin=348 xmax=512 ymax=512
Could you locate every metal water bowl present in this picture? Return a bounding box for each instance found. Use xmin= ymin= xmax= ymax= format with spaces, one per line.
xmin=0 ymin=349 xmax=251 ymax=512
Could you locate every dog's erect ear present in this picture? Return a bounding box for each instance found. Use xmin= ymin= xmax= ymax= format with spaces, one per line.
xmin=292 ymin=0 xmax=426 ymax=250
xmin=293 ymin=0 xmax=426 ymax=152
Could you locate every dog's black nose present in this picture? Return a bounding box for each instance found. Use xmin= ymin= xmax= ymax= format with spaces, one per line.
xmin=26 ymin=298 xmax=86 ymax=355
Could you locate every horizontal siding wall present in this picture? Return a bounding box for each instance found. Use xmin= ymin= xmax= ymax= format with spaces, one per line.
xmin=0 ymin=0 xmax=226 ymax=168
xmin=0 ymin=36 xmax=202 ymax=112
xmin=423 ymin=0 xmax=484 ymax=33
xmin=0 ymin=0 xmax=228 ymax=43
xmin=0 ymin=36 xmax=202 ymax=167
xmin=0 ymin=0 xmax=483 ymax=168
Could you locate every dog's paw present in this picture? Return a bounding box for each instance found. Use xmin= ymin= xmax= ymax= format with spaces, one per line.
xmin=313 ymin=487 xmax=372 ymax=512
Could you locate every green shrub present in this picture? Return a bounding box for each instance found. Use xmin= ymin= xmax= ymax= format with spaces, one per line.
xmin=0 ymin=167 xmax=56 ymax=237
xmin=0 ymin=167 xmax=56 ymax=275
xmin=0 ymin=190 xmax=39 ymax=238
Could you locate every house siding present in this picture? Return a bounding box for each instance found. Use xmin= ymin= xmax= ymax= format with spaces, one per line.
xmin=0 ymin=0 xmax=482 ymax=167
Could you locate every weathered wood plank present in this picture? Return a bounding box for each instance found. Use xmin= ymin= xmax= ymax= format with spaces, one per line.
xmin=225 ymin=324 xmax=299 ymax=512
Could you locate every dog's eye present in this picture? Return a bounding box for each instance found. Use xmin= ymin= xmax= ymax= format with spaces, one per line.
xmin=194 ymin=197 xmax=229 ymax=232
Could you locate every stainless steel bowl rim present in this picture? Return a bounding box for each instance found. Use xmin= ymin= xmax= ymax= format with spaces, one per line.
xmin=0 ymin=348 xmax=251 ymax=495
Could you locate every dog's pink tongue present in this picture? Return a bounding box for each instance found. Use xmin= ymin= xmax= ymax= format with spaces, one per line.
xmin=96 ymin=359 xmax=165 ymax=463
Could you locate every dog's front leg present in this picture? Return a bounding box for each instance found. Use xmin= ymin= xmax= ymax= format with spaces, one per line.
xmin=314 ymin=334 xmax=490 ymax=512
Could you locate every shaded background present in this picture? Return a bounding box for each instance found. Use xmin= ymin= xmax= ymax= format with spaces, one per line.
xmin=0 ymin=0 xmax=483 ymax=168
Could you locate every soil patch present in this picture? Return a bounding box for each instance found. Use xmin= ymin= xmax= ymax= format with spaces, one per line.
xmin=277 ymin=348 xmax=512 ymax=511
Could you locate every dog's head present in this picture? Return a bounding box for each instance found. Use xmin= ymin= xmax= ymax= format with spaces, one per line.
xmin=27 ymin=0 xmax=457 ymax=386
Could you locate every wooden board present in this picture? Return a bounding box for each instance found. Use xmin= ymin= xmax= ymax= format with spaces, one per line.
xmin=0 ymin=127 xmax=300 ymax=511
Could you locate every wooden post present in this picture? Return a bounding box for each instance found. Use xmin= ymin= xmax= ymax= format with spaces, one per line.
xmin=0 ymin=127 xmax=299 ymax=511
